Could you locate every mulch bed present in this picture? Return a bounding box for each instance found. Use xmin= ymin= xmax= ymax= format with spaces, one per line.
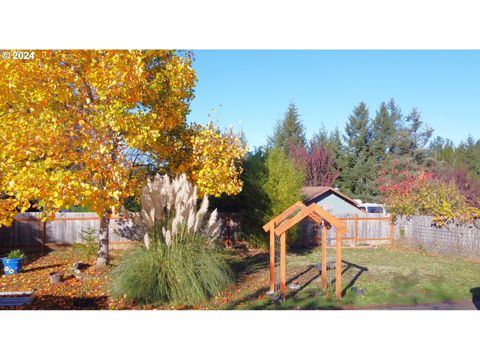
xmin=0 ymin=248 xmax=271 ymax=310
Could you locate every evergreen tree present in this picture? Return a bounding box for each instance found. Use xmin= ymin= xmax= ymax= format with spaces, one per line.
xmin=430 ymin=135 xmax=480 ymax=200
xmin=372 ymin=101 xmax=437 ymax=200
xmin=455 ymin=136 xmax=480 ymax=181
xmin=327 ymin=127 xmax=345 ymax=158
xmin=347 ymin=151 xmax=379 ymax=201
xmin=311 ymin=125 xmax=345 ymax=177
xmin=371 ymin=102 xmax=396 ymax=163
xmin=344 ymin=102 xmax=371 ymax=156
xmin=430 ymin=136 xmax=456 ymax=164
xmin=269 ymin=103 xmax=306 ymax=152
xmin=342 ymin=102 xmax=378 ymax=200
xmin=311 ymin=125 xmax=343 ymax=158
xmin=310 ymin=124 xmax=329 ymax=148
xmin=403 ymin=107 xmax=433 ymax=162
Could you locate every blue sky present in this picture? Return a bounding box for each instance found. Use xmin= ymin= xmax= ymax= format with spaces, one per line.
xmin=187 ymin=50 xmax=480 ymax=148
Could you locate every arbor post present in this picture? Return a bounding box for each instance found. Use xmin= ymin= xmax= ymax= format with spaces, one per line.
xmin=321 ymin=222 xmax=327 ymax=289
xmin=280 ymin=232 xmax=286 ymax=300
xmin=269 ymin=223 xmax=275 ymax=293
xmin=335 ymin=231 xmax=342 ymax=299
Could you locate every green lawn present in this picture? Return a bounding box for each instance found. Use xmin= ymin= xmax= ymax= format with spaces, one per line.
xmin=219 ymin=246 xmax=480 ymax=310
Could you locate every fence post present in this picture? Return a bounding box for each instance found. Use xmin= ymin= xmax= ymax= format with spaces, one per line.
xmin=353 ymin=214 xmax=358 ymax=242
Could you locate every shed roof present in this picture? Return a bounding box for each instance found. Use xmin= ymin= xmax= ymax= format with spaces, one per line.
xmin=302 ymin=186 xmax=360 ymax=208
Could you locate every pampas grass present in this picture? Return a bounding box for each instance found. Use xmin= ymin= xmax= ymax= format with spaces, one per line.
xmin=110 ymin=174 xmax=232 ymax=305
xmin=110 ymin=239 xmax=232 ymax=305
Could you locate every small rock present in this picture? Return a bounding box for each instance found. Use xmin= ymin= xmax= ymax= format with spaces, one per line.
xmin=72 ymin=262 xmax=88 ymax=272
xmin=49 ymin=272 xmax=64 ymax=284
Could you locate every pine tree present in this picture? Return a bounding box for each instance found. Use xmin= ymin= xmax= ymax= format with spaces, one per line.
xmin=269 ymin=103 xmax=306 ymax=152
xmin=310 ymin=124 xmax=329 ymax=148
xmin=344 ymin=102 xmax=371 ymax=157
xmin=429 ymin=135 xmax=480 ymax=199
xmin=455 ymin=136 xmax=480 ymax=181
xmin=347 ymin=151 xmax=379 ymax=201
xmin=403 ymin=107 xmax=433 ymax=162
xmin=311 ymin=125 xmax=345 ymax=171
xmin=430 ymin=136 xmax=456 ymax=164
xmin=342 ymin=102 xmax=378 ymax=200
xmin=327 ymin=127 xmax=345 ymax=157
xmin=371 ymin=102 xmax=395 ymax=163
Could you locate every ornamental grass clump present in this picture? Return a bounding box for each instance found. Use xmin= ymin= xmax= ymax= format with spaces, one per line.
xmin=110 ymin=174 xmax=232 ymax=305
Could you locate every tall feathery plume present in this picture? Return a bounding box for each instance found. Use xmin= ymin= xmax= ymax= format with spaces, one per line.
xmin=149 ymin=208 xmax=156 ymax=227
xmin=207 ymin=209 xmax=221 ymax=238
xmin=209 ymin=222 xmax=221 ymax=240
xmin=140 ymin=208 xmax=153 ymax=228
xmin=171 ymin=211 xmax=182 ymax=237
xmin=136 ymin=173 xmax=224 ymax=248
xmin=165 ymin=230 xmax=172 ymax=247
xmin=195 ymin=196 xmax=209 ymax=232
xmin=144 ymin=232 xmax=151 ymax=249
xmin=187 ymin=208 xmax=195 ymax=232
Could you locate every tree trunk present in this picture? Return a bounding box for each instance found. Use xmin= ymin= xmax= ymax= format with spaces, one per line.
xmin=96 ymin=213 xmax=110 ymax=269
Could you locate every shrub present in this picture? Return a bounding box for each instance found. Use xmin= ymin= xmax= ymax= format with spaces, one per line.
xmin=110 ymin=239 xmax=232 ymax=305
xmin=72 ymin=227 xmax=98 ymax=259
xmin=263 ymin=147 xmax=305 ymax=245
xmin=110 ymin=174 xmax=232 ymax=305
xmin=209 ymin=148 xmax=271 ymax=248
xmin=379 ymin=168 xmax=480 ymax=226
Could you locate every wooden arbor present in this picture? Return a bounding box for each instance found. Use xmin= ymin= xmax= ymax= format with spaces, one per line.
xmin=263 ymin=202 xmax=347 ymax=300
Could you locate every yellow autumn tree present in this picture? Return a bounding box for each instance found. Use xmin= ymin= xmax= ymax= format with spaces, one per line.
xmin=191 ymin=123 xmax=247 ymax=196
xmin=0 ymin=50 xmax=246 ymax=266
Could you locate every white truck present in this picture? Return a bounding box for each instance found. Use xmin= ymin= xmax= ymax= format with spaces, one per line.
xmin=358 ymin=203 xmax=388 ymax=215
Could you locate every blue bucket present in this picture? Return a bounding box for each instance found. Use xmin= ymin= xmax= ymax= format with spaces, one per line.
xmin=1 ymin=258 xmax=23 ymax=275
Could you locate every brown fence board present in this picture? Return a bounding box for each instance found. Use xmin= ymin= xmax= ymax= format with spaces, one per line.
xmin=326 ymin=213 xmax=393 ymax=246
xmin=0 ymin=212 xmax=137 ymax=249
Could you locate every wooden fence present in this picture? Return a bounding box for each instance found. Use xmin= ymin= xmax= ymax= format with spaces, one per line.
xmin=0 ymin=211 xmax=395 ymax=250
xmin=394 ymin=215 xmax=480 ymax=259
xmin=339 ymin=214 xmax=393 ymax=243
xmin=301 ymin=213 xmax=393 ymax=246
xmin=0 ymin=212 xmax=138 ymax=250
xmin=0 ymin=212 xmax=241 ymax=250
